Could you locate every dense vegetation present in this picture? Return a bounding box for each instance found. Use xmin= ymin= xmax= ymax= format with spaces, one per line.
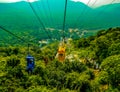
xmin=0 ymin=27 xmax=120 ymax=92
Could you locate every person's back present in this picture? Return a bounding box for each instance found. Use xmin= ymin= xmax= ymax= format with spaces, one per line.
xmin=26 ymin=55 xmax=35 ymax=74
xmin=27 ymin=61 xmax=34 ymax=74
xmin=28 ymin=61 xmax=33 ymax=68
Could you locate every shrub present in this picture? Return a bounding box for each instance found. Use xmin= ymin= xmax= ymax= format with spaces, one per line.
xmin=6 ymin=56 xmax=20 ymax=68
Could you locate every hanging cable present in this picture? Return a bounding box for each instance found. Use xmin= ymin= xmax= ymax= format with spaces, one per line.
xmin=62 ymin=0 xmax=68 ymax=38
xmin=0 ymin=26 xmax=37 ymax=47
xmin=41 ymin=0 xmax=58 ymax=39
xmin=46 ymin=0 xmax=60 ymax=29
xmin=35 ymin=2 xmax=47 ymax=25
xmin=73 ymin=0 xmax=92 ymax=28
xmin=55 ymin=0 xmax=68 ymax=62
xmin=0 ymin=25 xmax=32 ymax=53
xmin=91 ymin=0 xmax=98 ymax=7
xmin=92 ymin=0 xmax=116 ymax=21
xmin=40 ymin=0 xmax=51 ymax=27
xmin=85 ymin=0 xmax=116 ymax=30
xmin=0 ymin=26 xmax=39 ymax=56
xmin=73 ymin=0 xmax=116 ymax=30
xmin=27 ymin=0 xmax=52 ymax=39
xmin=35 ymin=0 xmax=59 ymax=41
xmin=46 ymin=0 xmax=55 ymax=27
xmin=77 ymin=0 xmax=98 ymax=28
xmin=0 ymin=26 xmax=26 ymax=42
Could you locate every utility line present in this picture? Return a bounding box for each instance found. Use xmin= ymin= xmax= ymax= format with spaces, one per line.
xmin=78 ymin=0 xmax=98 ymax=28
xmin=46 ymin=0 xmax=55 ymax=27
xmin=27 ymin=0 xmax=51 ymax=39
xmin=62 ymin=0 xmax=68 ymax=38
xmin=85 ymin=0 xmax=117 ymax=30
xmin=73 ymin=0 xmax=92 ymax=28
xmin=0 ymin=26 xmax=26 ymax=42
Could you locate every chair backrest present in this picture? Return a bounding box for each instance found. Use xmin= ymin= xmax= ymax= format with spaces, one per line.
xmin=26 ymin=55 xmax=34 ymax=67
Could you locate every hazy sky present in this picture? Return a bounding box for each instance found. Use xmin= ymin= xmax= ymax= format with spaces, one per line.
xmin=72 ymin=0 xmax=120 ymax=7
xmin=0 ymin=0 xmax=37 ymax=3
xmin=0 ymin=0 xmax=120 ymax=7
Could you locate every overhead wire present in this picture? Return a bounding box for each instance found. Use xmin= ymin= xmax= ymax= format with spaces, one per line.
xmin=46 ymin=0 xmax=60 ymax=29
xmin=73 ymin=0 xmax=92 ymax=28
xmin=35 ymin=2 xmax=46 ymax=29
xmin=27 ymin=0 xmax=52 ymax=39
xmin=33 ymin=1 xmax=52 ymax=42
xmin=62 ymin=0 xmax=68 ymax=38
xmin=0 ymin=26 xmax=26 ymax=43
xmin=73 ymin=0 xmax=117 ymax=34
xmin=68 ymin=0 xmax=93 ymax=39
xmin=35 ymin=0 xmax=54 ymax=27
xmin=0 ymin=1 xmax=56 ymax=49
xmin=2 ymin=0 xmax=56 ymax=45
xmin=40 ymin=0 xmax=51 ymax=27
xmin=45 ymin=0 xmax=58 ymax=39
xmin=46 ymin=0 xmax=55 ymax=27
xmin=55 ymin=0 xmax=68 ymax=62
xmin=86 ymin=0 xmax=117 ymax=29
xmin=0 ymin=25 xmax=35 ymax=51
xmin=0 ymin=3 xmax=42 ymax=46
xmin=0 ymin=25 xmax=42 ymax=55
xmin=78 ymin=0 xmax=98 ymax=29
xmin=36 ymin=0 xmax=59 ymax=40
xmin=91 ymin=0 xmax=98 ymax=7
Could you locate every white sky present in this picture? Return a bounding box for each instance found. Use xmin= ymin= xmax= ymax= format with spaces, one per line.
xmin=0 ymin=0 xmax=120 ymax=7
xmin=72 ymin=0 xmax=120 ymax=7
xmin=0 ymin=0 xmax=38 ymax=3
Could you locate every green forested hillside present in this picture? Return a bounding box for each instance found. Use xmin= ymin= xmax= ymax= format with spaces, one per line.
xmin=0 ymin=27 xmax=120 ymax=92
xmin=0 ymin=1 xmax=120 ymax=37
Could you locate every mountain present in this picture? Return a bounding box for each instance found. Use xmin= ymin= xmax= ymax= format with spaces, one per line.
xmin=91 ymin=3 xmax=120 ymax=29
xmin=0 ymin=0 xmax=91 ymax=28
xmin=0 ymin=27 xmax=120 ymax=91
xmin=0 ymin=0 xmax=120 ymax=40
